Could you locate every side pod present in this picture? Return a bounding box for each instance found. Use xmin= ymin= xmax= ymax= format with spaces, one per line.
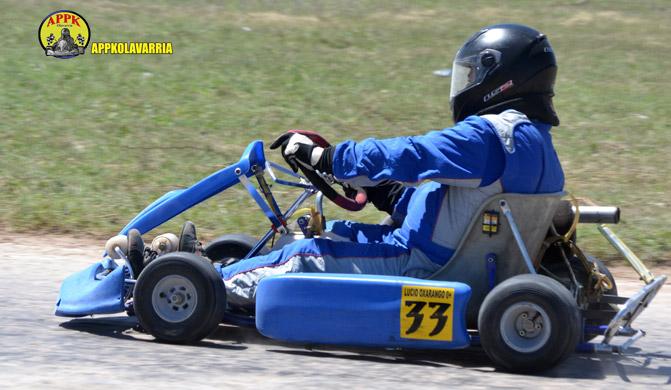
xmin=256 ymin=274 xmax=471 ymax=349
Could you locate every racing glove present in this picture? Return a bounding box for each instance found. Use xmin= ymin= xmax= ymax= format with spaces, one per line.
xmin=270 ymin=132 xmax=334 ymax=174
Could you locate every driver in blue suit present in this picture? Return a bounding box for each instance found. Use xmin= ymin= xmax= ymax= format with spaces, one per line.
xmin=220 ymin=24 xmax=565 ymax=309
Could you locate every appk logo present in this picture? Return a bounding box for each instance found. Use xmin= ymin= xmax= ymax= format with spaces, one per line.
xmin=38 ymin=10 xmax=90 ymax=59
xmin=38 ymin=10 xmax=173 ymax=59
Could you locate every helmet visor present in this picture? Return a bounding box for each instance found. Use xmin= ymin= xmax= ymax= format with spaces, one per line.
xmin=449 ymin=50 xmax=501 ymax=102
xmin=449 ymin=60 xmax=476 ymax=101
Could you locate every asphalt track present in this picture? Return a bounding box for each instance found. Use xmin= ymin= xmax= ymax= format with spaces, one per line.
xmin=1 ymin=234 xmax=670 ymax=389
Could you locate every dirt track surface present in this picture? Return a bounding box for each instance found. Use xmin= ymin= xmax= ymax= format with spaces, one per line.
xmin=1 ymin=234 xmax=670 ymax=389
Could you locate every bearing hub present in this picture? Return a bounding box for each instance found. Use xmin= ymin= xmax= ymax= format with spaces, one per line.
xmin=151 ymin=275 xmax=198 ymax=323
xmin=500 ymin=302 xmax=551 ymax=353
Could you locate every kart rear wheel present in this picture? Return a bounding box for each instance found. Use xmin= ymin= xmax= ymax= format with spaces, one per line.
xmin=478 ymin=274 xmax=581 ymax=372
xmin=204 ymin=234 xmax=267 ymax=266
xmin=134 ymin=252 xmax=226 ymax=343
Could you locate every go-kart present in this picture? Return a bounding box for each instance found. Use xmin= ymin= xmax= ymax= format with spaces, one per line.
xmin=56 ymin=132 xmax=666 ymax=372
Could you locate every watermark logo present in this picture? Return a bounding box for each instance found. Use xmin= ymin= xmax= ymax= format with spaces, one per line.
xmin=91 ymin=42 xmax=173 ymax=55
xmin=39 ymin=10 xmax=172 ymax=59
xmin=38 ymin=10 xmax=90 ymax=59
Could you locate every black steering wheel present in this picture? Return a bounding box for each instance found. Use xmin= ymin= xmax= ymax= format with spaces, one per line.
xmin=286 ymin=130 xmax=367 ymax=212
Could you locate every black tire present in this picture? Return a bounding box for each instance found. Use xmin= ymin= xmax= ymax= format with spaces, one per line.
xmin=478 ymin=274 xmax=581 ymax=373
xmin=204 ymin=234 xmax=267 ymax=266
xmin=134 ymin=252 xmax=226 ymax=343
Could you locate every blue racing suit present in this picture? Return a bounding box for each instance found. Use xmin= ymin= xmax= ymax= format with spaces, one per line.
xmin=221 ymin=110 xmax=564 ymax=308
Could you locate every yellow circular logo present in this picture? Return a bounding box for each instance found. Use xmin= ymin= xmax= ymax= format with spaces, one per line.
xmin=38 ymin=10 xmax=90 ymax=59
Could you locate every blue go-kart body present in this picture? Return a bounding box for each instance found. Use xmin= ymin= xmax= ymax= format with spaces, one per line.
xmin=56 ymin=140 xmax=472 ymax=349
xmin=56 ymin=140 xmax=666 ymax=370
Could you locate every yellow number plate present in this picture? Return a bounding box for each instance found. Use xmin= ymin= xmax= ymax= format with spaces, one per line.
xmin=400 ymin=285 xmax=454 ymax=341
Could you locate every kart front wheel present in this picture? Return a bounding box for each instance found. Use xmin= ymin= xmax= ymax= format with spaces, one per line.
xmin=134 ymin=252 xmax=226 ymax=343
xmin=478 ymin=274 xmax=581 ymax=372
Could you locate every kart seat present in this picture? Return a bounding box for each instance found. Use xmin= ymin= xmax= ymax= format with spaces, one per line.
xmin=429 ymin=192 xmax=565 ymax=327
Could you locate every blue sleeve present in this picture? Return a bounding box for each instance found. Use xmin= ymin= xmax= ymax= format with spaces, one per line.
xmin=332 ymin=116 xmax=506 ymax=188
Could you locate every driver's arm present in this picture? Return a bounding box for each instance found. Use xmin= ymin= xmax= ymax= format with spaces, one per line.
xmin=331 ymin=116 xmax=505 ymax=188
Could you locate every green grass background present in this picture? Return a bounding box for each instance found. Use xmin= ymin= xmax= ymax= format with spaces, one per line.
xmin=1 ymin=0 xmax=669 ymax=262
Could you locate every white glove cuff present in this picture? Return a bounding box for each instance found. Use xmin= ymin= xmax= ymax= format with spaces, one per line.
xmin=310 ymin=146 xmax=324 ymax=166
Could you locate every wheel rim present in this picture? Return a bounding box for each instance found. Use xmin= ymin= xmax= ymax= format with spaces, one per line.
xmin=151 ymin=275 xmax=198 ymax=323
xmin=499 ymin=301 xmax=551 ymax=353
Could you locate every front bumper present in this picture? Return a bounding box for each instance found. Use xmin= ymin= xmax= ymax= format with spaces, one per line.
xmin=55 ymin=262 xmax=127 ymax=317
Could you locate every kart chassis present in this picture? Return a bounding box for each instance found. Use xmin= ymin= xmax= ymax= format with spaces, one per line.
xmin=56 ymin=140 xmax=666 ymax=367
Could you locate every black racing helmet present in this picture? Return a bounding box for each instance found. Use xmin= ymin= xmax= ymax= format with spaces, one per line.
xmin=449 ymin=24 xmax=559 ymax=125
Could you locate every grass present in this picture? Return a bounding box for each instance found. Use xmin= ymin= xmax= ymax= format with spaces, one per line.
xmin=1 ymin=0 xmax=670 ymax=262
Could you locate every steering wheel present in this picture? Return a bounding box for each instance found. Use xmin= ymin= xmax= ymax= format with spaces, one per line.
xmin=286 ymin=130 xmax=367 ymax=212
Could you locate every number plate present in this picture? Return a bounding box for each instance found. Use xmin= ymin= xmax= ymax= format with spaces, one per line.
xmin=400 ymin=285 xmax=454 ymax=341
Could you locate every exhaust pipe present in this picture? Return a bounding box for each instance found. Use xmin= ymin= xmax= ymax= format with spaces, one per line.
xmin=574 ymin=206 xmax=620 ymax=224
xmin=553 ymin=202 xmax=620 ymax=234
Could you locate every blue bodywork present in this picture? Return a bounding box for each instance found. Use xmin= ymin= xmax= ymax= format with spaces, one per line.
xmin=256 ymin=274 xmax=471 ymax=349
xmin=56 ymin=141 xmax=266 ymax=317
xmin=55 ymin=262 xmax=127 ymax=317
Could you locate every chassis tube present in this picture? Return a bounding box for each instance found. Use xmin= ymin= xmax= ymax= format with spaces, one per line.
xmin=499 ymin=200 xmax=536 ymax=274
xmin=598 ymin=224 xmax=655 ymax=284
xmin=244 ymin=189 xmax=315 ymax=259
